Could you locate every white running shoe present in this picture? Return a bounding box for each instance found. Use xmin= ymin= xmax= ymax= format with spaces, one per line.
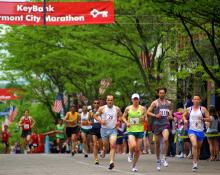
xmin=156 ymin=160 xmax=161 ymax=171
xmin=192 ymin=162 xmax=198 ymax=172
xmin=132 ymin=166 xmax=138 ymax=172
xmin=128 ymin=153 xmax=133 ymax=163
xmin=162 ymin=158 xmax=168 ymax=167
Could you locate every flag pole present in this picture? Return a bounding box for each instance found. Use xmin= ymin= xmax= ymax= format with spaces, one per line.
xmin=43 ymin=0 xmax=46 ymax=25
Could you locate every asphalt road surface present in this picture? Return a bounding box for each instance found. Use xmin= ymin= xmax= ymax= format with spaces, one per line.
xmin=0 ymin=154 xmax=219 ymax=175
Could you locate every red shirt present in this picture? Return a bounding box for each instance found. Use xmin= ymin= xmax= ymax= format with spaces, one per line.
xmin=31 ymin=133 xmax=38 ymax=145
xmin=2 ymin=130 xmax=10 ymax=142
xmin=144 ymin=121 xmax=148 ymax=131
xmin=22 ymin=117 xmax=32 ymax=131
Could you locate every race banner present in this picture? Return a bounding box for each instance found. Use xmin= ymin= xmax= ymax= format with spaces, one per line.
xmin=0 ymin=1 xmax=114 ymax=26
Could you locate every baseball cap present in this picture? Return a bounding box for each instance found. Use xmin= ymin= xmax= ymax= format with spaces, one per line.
xmin=131 ymin=93 xmax=140 ymax=100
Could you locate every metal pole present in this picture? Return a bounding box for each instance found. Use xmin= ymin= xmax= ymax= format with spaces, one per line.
xmin=43 ymin=0 xmax=46 ymax=26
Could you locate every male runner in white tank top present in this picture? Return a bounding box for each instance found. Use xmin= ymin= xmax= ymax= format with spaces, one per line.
xmin=183 ymin=95 xmax=210 ymax=172
xmin=94 ymin=95 xmax=122 ymax=170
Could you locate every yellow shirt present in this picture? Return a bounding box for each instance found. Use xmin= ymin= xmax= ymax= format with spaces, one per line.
xmin=66 ymin=112 xmax=78 ymax=127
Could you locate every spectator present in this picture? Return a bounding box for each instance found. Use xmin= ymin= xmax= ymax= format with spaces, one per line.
xmin=206 ymin=106 xmax=219 ymax=161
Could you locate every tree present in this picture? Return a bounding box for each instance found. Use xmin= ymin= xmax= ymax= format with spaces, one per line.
xmin=153 ymin=0 xmax=220 ymax=88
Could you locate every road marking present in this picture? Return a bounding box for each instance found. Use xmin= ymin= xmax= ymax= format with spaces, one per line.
xmin=73 ymin=159 xmax=147 ymax=175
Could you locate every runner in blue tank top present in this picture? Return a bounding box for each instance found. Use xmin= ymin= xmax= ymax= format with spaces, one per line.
xmin=183 ymin=94 xmax=210 ymax=172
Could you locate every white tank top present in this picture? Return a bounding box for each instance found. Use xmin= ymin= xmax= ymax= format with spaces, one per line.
xmin=189 ymin=107 xmax=204 ymax=132
xmin=101 ymin=105 xmax=117 ymax=129
xmin=81 ymin=112 xmax=92 ymax=130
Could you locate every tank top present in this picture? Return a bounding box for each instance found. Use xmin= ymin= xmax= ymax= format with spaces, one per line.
xmin=154 ymin=99 xmax=170 ymax=126
xmin=56 ymin=124 xmax=65 ymax=138
xmin=66 ymin=112 xmax=78 ymax=127
xmin=22 ymin=116 xmax=32 ymax=131
xmin=206 ymin=116 xmax=218 ymax=133
xmin=2 ymin=130 xmax=9 ymax=142
xmin=81 ymin=112 xmax=92 ymax=130
xmin=189 ymin=107 xmax=204 ymax=132
xmin=101 ymin=105 xmax=117 ymax=129
xmin=127 ymin=105 xmax=144 ymax=132
xmin=92 ymin=110 xmax=101 ymax=129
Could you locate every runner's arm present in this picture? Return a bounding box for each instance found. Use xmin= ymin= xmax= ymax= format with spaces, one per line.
xmin=202 ymin=107 xmax=211 ymax=122
xmin=168 ymin=101 xmax=174 ymax=120
xmin=31 ymin=117 xmax=36 ymax=128
xmin=141 ymin=106 xmax=147 ymax=122
xmin=183 ymin=108 xmax=189 ymax=123
xmin=63 ymin=113 xmax=69 ymax=122
xmin=122 ymin=107 xmax=129 ymax=126
xmin=94 ymin=106 xmax=104 ymax=124
xmin=18 ymin=117 xmax=24 ymax=127
xmin=117 ymin=106 xmax=123 ymax=121
xmin=147 ymin=101 xmax=156 ymax=118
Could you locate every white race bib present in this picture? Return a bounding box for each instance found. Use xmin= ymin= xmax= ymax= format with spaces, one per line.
xmin=159 ymin=109 xmax=169 ymax=117
xmin=94 ymin=118 xmax=99 ymax=123
xmin=130 ymin=118 xmax=139 ymax=125
xmin=106 ymin=113 xmax=114 ymax=120
xmin=24 ymin=124 xmax=30 ymax=129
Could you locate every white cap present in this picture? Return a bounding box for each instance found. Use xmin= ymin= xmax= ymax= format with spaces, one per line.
xmin=131 ymin=93 xmax=140 ymax=100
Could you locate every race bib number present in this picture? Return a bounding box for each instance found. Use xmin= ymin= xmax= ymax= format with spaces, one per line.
xmin=82 ymin=120 xmax=88 ymax=126
xmin=24 ymin=124 xmax=30 ymax=129
xmin=106 ymin=113 xmax=113 ymax=120
xmin=130 ymin=118 xmax=139 ymax=125
xmin=190 ymin=120 xmax=203 ymax=129
xmin=94 ymin=118 xmax=99 ymax=123
xmin=159 ymin=109 xmax=169 ymax=117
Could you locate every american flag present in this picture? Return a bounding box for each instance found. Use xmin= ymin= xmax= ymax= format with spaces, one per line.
xmin=8 ymin=106 xmax=18 ymax=123
xmin=53 ymin=94 xmax=67 ymax=113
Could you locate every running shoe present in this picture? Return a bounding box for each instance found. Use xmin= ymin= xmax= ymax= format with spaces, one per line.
xmin=156 ymin=160 xmax=161 ymax=171
xmin=108 ymin=162 xmax=115 ymax=170
xmin=95 ymin=159 xmax=99 ymax=165
xmin=71 ymin=151 xmax=75 ymax=156
xmin=162 ymin=158 xmax=168 ymax=167
xmin=192 ymin=162 xmax=198 ymax=172
xmin=128 ymin=153 xmax=133 ymax=163
xmin=132 ymin=166 xmax=138 ymax=172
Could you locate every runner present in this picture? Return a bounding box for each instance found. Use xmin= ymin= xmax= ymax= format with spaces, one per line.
xmin=183 ymin=94 xmax=210 ymax=172
xmin=90 ymin=100 xmax=102 ymax=165
xmin=18 ymin=109 xmax=35 ymax=153
xmin=94 ymin=95 xmax=122 ymax=170
xmin=206 ymin=105 xmax=219 ymax=161
xmin=30 ymin=129 xmax=39 ymax=153
xmin=1 ymin=125 xmax=10 ymax=154
xmin=122 ymin=93 xmax=146 ymax=172
xmin=56 ymin=119 xmax=65 ymax=153
xmin=64 ymin=105 xmax=80 ymax=156
xmin=147 ymin=87 xmax=173 ymax=171
xmin=80 ymin=105 xmax=92 ymax=158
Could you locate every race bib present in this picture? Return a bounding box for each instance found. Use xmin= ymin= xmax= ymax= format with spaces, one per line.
xmin=94 ymin=118 xmax=99 ymax=123
xmin=106 ymin=113 xmax=114 ymax=120
xmin=130 ymin=118 xmax=139 ymax=125
xmin=81 ymin=120 xmax=88 ymax=126
xmin=24 ymin=124 xmax=30 ymax=129
xmin=190 ymin=120 xmax=203 ymax=129
xmin=159 ymin=109 xmax=169 ymax=117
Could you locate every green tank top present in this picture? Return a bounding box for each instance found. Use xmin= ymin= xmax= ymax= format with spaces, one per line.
xmin=56 ymin=124 xmax=65 ymax=139
xmin=127 ymin=106 xmax=144 ymax=132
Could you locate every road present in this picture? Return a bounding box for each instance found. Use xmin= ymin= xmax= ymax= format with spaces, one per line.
xmin=0 ymin=153 xmax=219 ymax=175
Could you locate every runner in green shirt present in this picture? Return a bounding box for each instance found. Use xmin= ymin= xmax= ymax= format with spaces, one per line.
xmin=122 ymin=93 xmax=146 ymax=172
xmin=56 ymin=119 xmax=65 ymax=153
